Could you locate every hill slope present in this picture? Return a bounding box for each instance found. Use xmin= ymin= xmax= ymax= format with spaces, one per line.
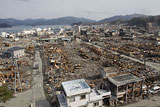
xmin=99 ymin=14 xmax=147 ymax=23
xmin=0 ymin=17 xmax=96 ymax=26
xmin=127 ymin=15 xmax=160 ymax=27
xmin=33 ymin=16 xmax=96 ymax=25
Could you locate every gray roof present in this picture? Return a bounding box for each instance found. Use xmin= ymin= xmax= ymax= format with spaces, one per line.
xmin=108 ymin=73 xmax=142 ymax=86
xmin=103 ymin=67 xmax=118 ymax=73
xmin=62 ymin=79 xmax=90 ymax=97
xmin=7 ymin=47 xmax=24 ymax=51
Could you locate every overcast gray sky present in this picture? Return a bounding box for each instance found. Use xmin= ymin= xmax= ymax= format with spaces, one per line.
xmin=0 ymin=0 xmax=160 ymax=20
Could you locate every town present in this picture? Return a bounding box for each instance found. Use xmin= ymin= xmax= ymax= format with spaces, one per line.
xmin=0 ymin=19 xmax=160 ymax=107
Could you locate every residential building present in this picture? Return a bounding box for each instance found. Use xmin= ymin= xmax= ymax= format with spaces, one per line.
xmin=0 ymin=32 xmax=9 ymax=38
xmin=57 ymin=79 xmax=111 ymax=107
xmin=4 ymin=47 xmax=25 ymax=58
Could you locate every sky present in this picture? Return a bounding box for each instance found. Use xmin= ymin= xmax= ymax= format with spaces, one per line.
xmin=0 ymin=0 xmax=160 ymax=20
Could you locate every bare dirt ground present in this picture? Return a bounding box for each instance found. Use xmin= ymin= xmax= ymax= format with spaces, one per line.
xmin=62 ymin=41 xmax=103 ymax=86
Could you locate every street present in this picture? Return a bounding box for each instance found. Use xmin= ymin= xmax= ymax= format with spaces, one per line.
xmin=32 ymin=50 xmax=50 ymax=107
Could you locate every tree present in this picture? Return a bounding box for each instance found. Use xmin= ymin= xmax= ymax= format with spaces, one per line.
xmin=147 ymin=16 xmax=155 ymax=22
xmin=128 ymin=17 xmax=147 ymax=27
xmin=0 ymin=37 xmax=2 ymax=48
xmin=156 ymin=18 xmax=160 ymax=26
xmin=0 ymin=84 xmax=13 ymax=103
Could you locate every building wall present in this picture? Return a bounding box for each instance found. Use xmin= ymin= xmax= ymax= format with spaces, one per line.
xmin=88 ymin=100 xmax=103 ymax=107
xmin=13 ymin=49 xmax=25 ymax=58
xmin=67 ymin=93 xmax=90 ymax=107
xmin=156 ymin=41 xmax=160 ymax=45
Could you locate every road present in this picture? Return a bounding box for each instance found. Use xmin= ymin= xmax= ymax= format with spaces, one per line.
xmin=32 ymin=50 xmax=50 ymax=107
xmin=84 ymin=42 xmax=160 ymax=71
xmin=0 ymin=50 xmax=50 ymax=107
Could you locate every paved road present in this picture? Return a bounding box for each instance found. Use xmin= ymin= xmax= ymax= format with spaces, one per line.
xmin=32 ymin=50 xmax=50 ymax=107
xmin=84 ymin=42 xmax=160 ymax=71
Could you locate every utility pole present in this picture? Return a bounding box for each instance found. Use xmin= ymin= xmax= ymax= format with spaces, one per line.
xmin=17 ymin=63 xmax=22 ymax=92
xmin=12 ymin=57 xmax=22 ymax=94
xmin=12 ymin=57 xmax=17 ymax=94
xmin=143 ymin=51 xmax=146 ymax=70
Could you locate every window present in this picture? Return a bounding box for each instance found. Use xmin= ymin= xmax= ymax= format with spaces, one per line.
xmin=93 ymin=102 xmax=99 ymax=107
xmin=69 ymin=97 xmax=75 ymax=102
xmin=80 ymin=95 xmax=86 ymax=100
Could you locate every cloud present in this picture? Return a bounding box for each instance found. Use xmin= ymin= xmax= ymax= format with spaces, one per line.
xmin=84 ymin=9 xmax=112 ymax=15
xmin=85 ymin=10 xmax=94 ymax=14
xmin=18 ymin=0 xmax=30 ymax=2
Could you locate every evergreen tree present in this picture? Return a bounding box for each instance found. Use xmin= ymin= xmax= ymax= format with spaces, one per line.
xmin=0 ymin=84 xmax=13 ymax=103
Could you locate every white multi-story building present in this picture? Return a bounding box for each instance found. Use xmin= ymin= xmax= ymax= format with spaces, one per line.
xmin=4 ymin=47 xmax=25 ymax=58
xmin=0 ymin=32 xmax=10 ymax=38
xmin=57 ymin=79 xmax=111 ymax=107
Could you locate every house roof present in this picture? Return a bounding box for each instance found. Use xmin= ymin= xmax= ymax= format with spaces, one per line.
xmin=90 ymin=89 xmax=111 ymax=102
xmin=108 ymin=73 xmax=142 ymax=86
xmin=62 ymin=79 xmax=90 ymax=97
xmin=7 ymin=47 xmax=24 ymax=52
xmin=103 ymin=67 xmax=118 ymax=73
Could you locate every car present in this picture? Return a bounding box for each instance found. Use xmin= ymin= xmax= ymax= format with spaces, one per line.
xmin=33 ymin=64 xmax=39 ymax=69
xmin=148 ymin=86 xmax=160 ymax=94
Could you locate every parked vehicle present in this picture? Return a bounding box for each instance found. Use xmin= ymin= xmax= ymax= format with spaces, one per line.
xmin=148 ymin=86 xmax=160 ymax=94
xmin=33 ymin=64 xmax=39 ymax=69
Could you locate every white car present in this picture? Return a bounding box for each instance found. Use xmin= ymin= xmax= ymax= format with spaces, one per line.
xmin=149 ymin=86 xmax=160 ymax=94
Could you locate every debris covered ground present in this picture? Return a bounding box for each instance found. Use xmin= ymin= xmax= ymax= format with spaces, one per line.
xmin=41 ymin=37 xmax=160 ymax=105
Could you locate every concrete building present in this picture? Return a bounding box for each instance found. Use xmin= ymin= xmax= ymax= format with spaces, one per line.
xmin=39 ymin=36 xmax=58 ymax=44
xmin=57 ymin=79 xmax=111 ymax=107
xmin=0 ymin=32 xmax=10 ymax=38
xmin=107 ymin=73 xmax=142 ymax=106
xmin=4 ymin=47 xmax=25 ymax=58
xmin=53 ymin=28 xmax=63 ymax=34
xmin=22 ymin=30 xmax=32 ymax=35
xmin=80 ymin=29 xmax=87 ymax=36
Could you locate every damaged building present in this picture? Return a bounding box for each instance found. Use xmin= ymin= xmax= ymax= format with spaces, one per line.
xmin=4 ymin=46 xmax=25 ymax=58
xmin=107 ymin=73 xmax=142 ymax=106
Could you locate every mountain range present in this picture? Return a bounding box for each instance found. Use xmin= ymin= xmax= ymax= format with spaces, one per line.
xmin=0 ymin=14 xmax=148 ymax=26
xmin=99 ymin=13 xmax=147 ymax=23
xmin=0 ymin=16 xmax=95 ymax=26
